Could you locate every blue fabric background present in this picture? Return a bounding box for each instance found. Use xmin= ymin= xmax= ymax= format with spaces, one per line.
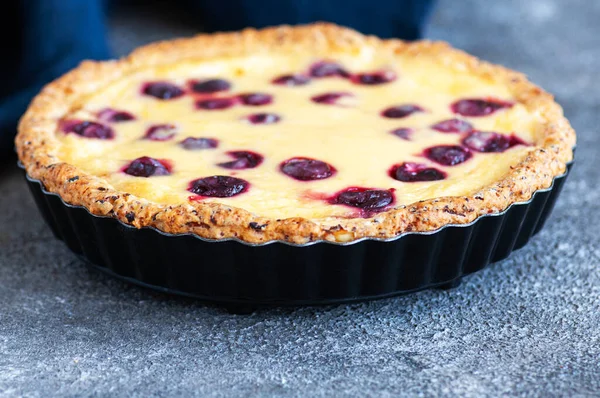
xmin=1 ymin=0 xmax=436 ymax=156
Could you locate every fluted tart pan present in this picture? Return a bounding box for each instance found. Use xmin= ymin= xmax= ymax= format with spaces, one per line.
xmin=21 ymin=158 xmax=573 ymax=307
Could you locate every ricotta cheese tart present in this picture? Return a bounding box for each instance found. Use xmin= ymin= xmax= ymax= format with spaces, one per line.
xmin=16 ymin=23 xmax=575 ymax=244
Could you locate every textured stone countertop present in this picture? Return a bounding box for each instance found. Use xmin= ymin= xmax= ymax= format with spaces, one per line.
xmin=1 ymin=0 xmax=599 ymax=396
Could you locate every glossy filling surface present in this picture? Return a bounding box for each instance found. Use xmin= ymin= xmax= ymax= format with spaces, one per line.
xmin=55 ymin=53 xmax=539 ymax=220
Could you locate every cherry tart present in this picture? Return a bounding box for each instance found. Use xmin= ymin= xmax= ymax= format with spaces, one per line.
xmin=16 ymin=23 xmax=575 ymax=244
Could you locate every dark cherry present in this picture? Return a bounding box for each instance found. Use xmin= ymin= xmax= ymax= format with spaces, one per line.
xmin=188 ymin=175 xmax=249 ymax=197
xmin=238 ymin=93 xmax=273 ymax=106
xmin=351 ymin=71 xmax=396 ymax=85
xmin=381 ymin=104 xmax=424 ymax=119
xmin=389 ymin=162 xmax=447 ymax=182
xmin=280 ymin=157 xmax=335 ymax=181
xmin=190 ymin=78 xmax=231 ymax=93
xmin=195 ymin=97 xmax=236 ymax=110
xmin=179 ymin=137 xmax=219 ymax=150
xmin=308 ymin=61 xmax=350 ymax=78
xmin=97 ymin=108 xmax=136 ymax=123
xmin=218 ymin=151 xmax=264 ymax=170
xmin=451 ymin=98 xmax=513 ymax=117
xmin=331 ymin=187 xmax=394 ymax=211
xmin=311 ymin=92 xmax=353 ymax=105
xmin=123 ymin=156 xmax=171 ymax=177
xmin=144 ymin=124 xmax=177 ymax=141
xmin=62 ymin=120 xmax=114 ymax=140
xmin=431 ymin=118 xmax=473 ymax=133
xmin=142 ymin=82 xmax=185 ymax=100
xmin=245 ymin=113 xmax=281 ymax=124
xmin=272 ymin=74 xmax=311 ymax=86
xmin=390 ymin=128 xmax=413 ymax=140
xmin=424 ymin=145 xmax=472 ymax=166
xmin=462 ymin=131 xmax=526 ymax=153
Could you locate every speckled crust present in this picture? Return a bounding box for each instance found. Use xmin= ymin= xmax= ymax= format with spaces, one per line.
xmin=16 ymin=23 xmax=575 ymax=244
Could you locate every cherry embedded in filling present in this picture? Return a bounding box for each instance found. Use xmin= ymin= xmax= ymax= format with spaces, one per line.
xmin=238 ymin=93 xmax=273 ymax=106
xmin=331 ymin=187 xmax=394 ymax=212
xmin=179 ymin=137 xmax=219 ymax=150
xmin=423 ymin=145 xmax=472 ymax=166
xmin=308 ymin=61 xmax=350 ymax=78
xmin=123 ymin=156 xmax=171 ymax=177
xmin=217 ymin=151 xmax=264 ymax=169
xmin=272 ymin=74 xmax=311 ymax=86
xmin=311 ymin=92 xmax=353 ymax=105
xmin=144 ymin=124 xmax=177 ymax=141
xmin=389 ymin=162 xmax=447 ymax=182
xmin=190 ymin=78 xmax=231 ymax=93
xmin=390 ymin=128 xmax=413 ymax=140
xmin=142 ymin=81 xmax=185 ymax=100
xmin=462 ymin=131 xmax=526 ymax=153
xmin=381 ymin=104 xmax=424 ymax=119
xmin=245 ymin=113 xmax=281 ymax=124
xmin=451 ymin=98 xmax=514 ymax=117
xmin=351 ymin=70 xmax=396 ymax=85
xmin=196 ymin=97 xmax=236 ymax=110
xmin=97 ymin=108 xmax=136 ymax=123
xmin=188 ymin=175 xmax=249 ymax=197
xmin=62 ymin=120 xmax=114 ymax=140
xmin=431 ymin=118 xmax=473 ymax=134
xmin=280 ymin=157 xmax=335 ymax=181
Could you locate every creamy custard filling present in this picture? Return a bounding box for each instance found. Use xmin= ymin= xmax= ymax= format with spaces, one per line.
xmin=55 ymin=53 xmax=540 ymax=220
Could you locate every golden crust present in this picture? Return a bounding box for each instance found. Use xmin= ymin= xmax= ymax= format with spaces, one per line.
xmin=16 ymin=23 xmax=576 ymax=244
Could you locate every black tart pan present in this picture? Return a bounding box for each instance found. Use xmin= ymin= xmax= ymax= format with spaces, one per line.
xmin=21 ymin=160 xmax=573 ymax=307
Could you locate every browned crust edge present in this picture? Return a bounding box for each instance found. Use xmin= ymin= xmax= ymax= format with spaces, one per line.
xmin=16 ymin=23 xmax=576 ymax=244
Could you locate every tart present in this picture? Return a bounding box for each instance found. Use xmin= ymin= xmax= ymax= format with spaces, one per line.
xmin=16 ymin=23 xmax=575 ymax=245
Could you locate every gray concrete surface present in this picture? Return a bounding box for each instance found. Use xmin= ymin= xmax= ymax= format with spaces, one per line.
xmin=1 ymin=0 xmax=599 ymax=396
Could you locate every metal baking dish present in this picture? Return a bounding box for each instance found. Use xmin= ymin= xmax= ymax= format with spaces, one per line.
xmin=20 ymin=158 xmax=573 ymax=308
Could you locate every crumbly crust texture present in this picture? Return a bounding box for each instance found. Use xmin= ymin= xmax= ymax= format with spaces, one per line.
xmin=16 ymin=23 xmax=576 ymax=244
